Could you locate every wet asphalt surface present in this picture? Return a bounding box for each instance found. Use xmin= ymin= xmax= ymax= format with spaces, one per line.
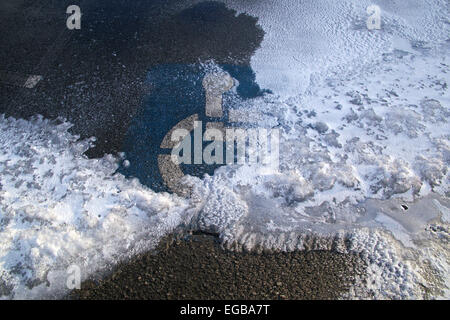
xmin=0 ymin=0 xmax=263 ymax=157
xmin=70 ymin=234 xmax=367 ymax=300
xmin=1 ymin=0 xmax=367 ymax=299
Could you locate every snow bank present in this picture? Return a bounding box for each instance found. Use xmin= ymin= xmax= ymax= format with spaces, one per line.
xmin=0 ymin=116 xmax=195 ymax=299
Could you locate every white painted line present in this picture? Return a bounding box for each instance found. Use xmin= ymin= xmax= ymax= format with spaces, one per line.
xmin=0 ymin=70 xmax=43 ymax=88
xmin=23 ymin=75 xmax=43 ymax=88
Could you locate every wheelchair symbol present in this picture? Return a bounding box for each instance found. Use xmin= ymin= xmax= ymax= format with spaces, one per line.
xmin=157 ymin=71 xmax=279 ymax=196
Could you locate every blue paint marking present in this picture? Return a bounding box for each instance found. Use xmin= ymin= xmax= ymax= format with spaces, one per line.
xmin=118 ymin=63 xmax=269 ymax=192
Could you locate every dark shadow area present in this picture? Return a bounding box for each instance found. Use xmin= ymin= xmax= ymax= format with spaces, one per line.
xmin=0 ymin=0 xmax=264 ymax=157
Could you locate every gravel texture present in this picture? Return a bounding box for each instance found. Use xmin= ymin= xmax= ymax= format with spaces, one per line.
xmin=70 ymin=234 xmax=367 ymax=300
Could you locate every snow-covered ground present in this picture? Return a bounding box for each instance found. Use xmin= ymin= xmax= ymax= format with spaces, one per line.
xmin=190 ymin=50 xmax=450 ymax=299
xmin=1 ymin=0 xmax=449 ymax=299
xmin=222 ymin=0 xmax=449 ymax=96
